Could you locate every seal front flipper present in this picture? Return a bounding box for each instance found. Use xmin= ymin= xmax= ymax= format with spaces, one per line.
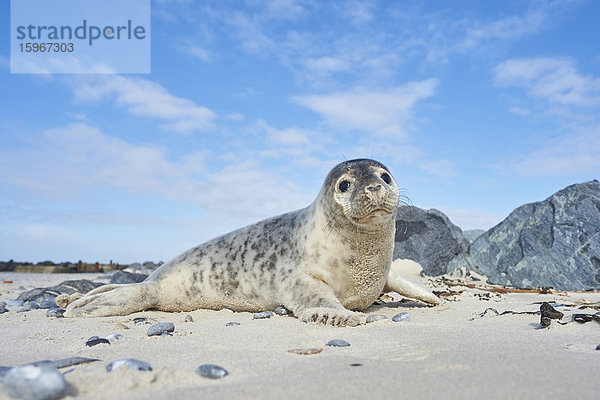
xmin=384 ymin=268 xmax=441 ymax=305
xmin=285 ymin=276 xmax=364 ymax=327
xmin=63 ymin=283 xmax=159 ymax=317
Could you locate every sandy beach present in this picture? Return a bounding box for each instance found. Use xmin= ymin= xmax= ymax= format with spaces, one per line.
xmin=1 ymin=269 xmax=599 ymax=400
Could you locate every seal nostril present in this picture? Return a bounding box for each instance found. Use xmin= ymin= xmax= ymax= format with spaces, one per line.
xmin=367 ymin=185 xmax=381 ymax=192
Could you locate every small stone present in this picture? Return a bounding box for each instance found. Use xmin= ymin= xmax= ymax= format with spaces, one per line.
xmin=133 ymin=317 xmax=150 ymax=325
xmin=253 ymin=311 xmax=274 ymax=319
xmin=45 ymin=307 xmax=65 ymax=318
xmin=540 ymin=316 xmax=551 ymax=328
xmin=38 ymin=298 xmax=57 ymax=309
xmin=147 ymin=322 xmax=175 ymax=336
xmin=0 ymin=307 xmax=8 ymax=314
xmin=595 ymin=344 xmax=600 ymax=351
xmin=184 ymin=315 xmax=193 ymax=322
xmin=87 ymin=336 xmax=100 ymax=341
xmin=106 ymin=358 xmax=152 ymax=372
xmin=2 ymin=365 xmax=67 ymax=400
xmin=326 ymin=339 xmax=350 ymax=347
xmin=392 ymin=312 xmax=411 ymax=322
xmin=16 ymin=302 xmax=40 ymax=313
xmin=7 ymin=299 xmax=25 ymax=307
xmin=104 ymin=333 xmax=123 ymax=342
xmin=225 ymin=322 xmax=240 ymax=326
xmin=288 ymin=348 xmax=323 ymax=355
xmin=195 ymin=364 xmax=229 ymax=379
xmin=540 ymin=302 xmax=564 ymax=320
xmin=274 ymin=306 xmax=291 ymax=315
xmin=366 ymin=314 xmax=387 ymax=323
xmin=350 ymin=363 xmax=363 ymax=367
xmin=86 ymin=338 xmax=110 ymax=347
xmin=0 ymin=301 xmax=6 ymax=307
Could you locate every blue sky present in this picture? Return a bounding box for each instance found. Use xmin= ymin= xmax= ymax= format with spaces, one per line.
xmin=1 ymin=0 xmax=599 ymax=263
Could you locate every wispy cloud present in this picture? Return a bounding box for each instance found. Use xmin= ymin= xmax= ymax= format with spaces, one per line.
xmin=293 ymin=79 xmax=438 ymax=136
xmin=493 ymin=57 xmax=600 ymax=107
xmin=68 ymin=76 xmax=217 ymax=134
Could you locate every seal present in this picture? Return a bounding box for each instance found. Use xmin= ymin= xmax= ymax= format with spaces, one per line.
xmin=59 ymin=159 xmax=440 ymax=326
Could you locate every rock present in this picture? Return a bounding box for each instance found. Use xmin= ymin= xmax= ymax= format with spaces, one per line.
xmin=253 ymin=311 xmax=274 ymax=319
xmin=105 ymin=333 xmax=122 ymax=342
xmin=0 ymin=301 xmax=6 ymax=307
xmin=274 ymin=306 xmax=291 ymax=315
xmin=195 ymin=364 xmax=229 ymax=379
xmin=394 ymin=206 xmax=469 ymax=276
xmin=366 ymin=314 xmax=387 ymax=323
xmin=448 ymin=181 xmax=600 ymax=290
xmin=85 ymin=338 xmax=110 ymax=347
xmin=106 ymin=359 xmax=152 ymax=372
xmin=147 ymin=322 xmax=175 ymax=336
xmin=326 ymin=339 xmax=350 ymax=347
xmin=17 ymin=302 xmax=40 ymax=313
xmin=596 ymin=344 xmax=600 ymax=351
xmin=109 ymin=271 xmax=148 ymax=285
xmin=2 ymin=365 xmax=66 ymax=400
xmin=463 ymin=229 xmax=486 ymax=243
xmin=287 ymin=348 xmax=322 ymax=355
xmin=225 ymin=322 xmax=240 ymax=326
xmin=0 ymin=307 xmax=8 ymax=314
xmin=17 ymin=288 xmax=60 ymax=303
xmin=133 ymin=317 xmax=151 ymax=325
xmin=57 ymin=280 xmax=103 ymax=294
xmin=45 ymin=307 xmax=65 ymax=318
xmin=392 ymin=312 xmax=411 ymax=322
xmin=39 ymin=299 xmax=57 ymax=309
xmin=184 ymin=315 xmax=193 ymax=322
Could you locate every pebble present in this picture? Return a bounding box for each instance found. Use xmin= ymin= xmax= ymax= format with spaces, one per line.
xmin=2 ymin=365 xmax=67 ymax=400
xmin=274 ymin=306 xmax=291 ymax=315
xmin=147 ymin=322 xmax=175 ymax=336
xmin=16 ymin=302 xmax=40 ymax=313
xmin=45 ymin=307 xmax=65 ymax=318
xmin=106 ymin=358 xmax=152 ymax=372
xmin=105 ymin=333 xmax=123 ymax=342
xmin=253 ymin=311 xmax=274 ymax=319
xmin=366 ymin=314 xmax=387 ymax=323
xmin=225 ymin=322 xmax=240 ymax=326
xmin=184 ymin=315 xmax=193 ymax=322
xmin=595 ymin=344 xmax=600 ymax=351
xmin=86 ymin=338 xmax=110 ymax=347
xmin=0 ymin=301 xmax=6 ymax=307
xmin=0 ymin=307 xmax=8 ymax=314
xmin=326 ymin=339 xmax=351 ymax=347
xmin=39 ymin=298 xmax=57 ymax=309
xmin=195 ymin=364 xmax=229 ymax=379
xmin=392 ymin=312 xmax=411 ymax=322
xmin=8 ymin=299 xmax=24 ymax=307
xmin=288 ymin=348 xmax=323 ymax=355
xmin=133 ymin=317 xmax=151 ymax=325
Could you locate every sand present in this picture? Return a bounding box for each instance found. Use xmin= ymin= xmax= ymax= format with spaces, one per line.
xmin=1 ymin=268 xmax=599 ymax=400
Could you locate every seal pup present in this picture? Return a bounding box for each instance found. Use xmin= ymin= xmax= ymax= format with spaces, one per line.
xmin=59 ymin=159 xmax=440 ymax=326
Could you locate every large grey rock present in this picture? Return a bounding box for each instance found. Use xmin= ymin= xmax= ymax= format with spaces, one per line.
xmin=393 ymin=206 xmax=469 ymax=276
xmin=463 ymin=229 xmax=486 ymax=243
xmin=448 ymin=181 xmax=600 ymax=290
xmin=109 ymin=271 xmax=148 ymax=284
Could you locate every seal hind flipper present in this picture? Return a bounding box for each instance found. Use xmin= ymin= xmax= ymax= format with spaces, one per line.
xmin=384 ymin=269 xmax=441 ymax=305
xmin=63 ymin=283 xmax=159 ymax=317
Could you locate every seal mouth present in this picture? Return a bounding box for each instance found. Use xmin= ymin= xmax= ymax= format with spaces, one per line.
xmin=351 ymin=208 xmax=393 ymax=224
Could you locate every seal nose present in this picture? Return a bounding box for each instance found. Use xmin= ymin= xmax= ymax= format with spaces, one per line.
xmin=366 ymin=184 xmax=382 ymax=192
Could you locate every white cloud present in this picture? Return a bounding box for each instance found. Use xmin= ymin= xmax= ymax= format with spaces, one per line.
xmin=493 ymin=57 xmax=600 ymax=107
xmin=68 ymin=76 xmax=217 ymax=134
xmin=293 ymin=79 xmax=438 ymax=136
xmin=420 ymin=159 xmax=456 ymax=177
xmin=510 ymin=128 xmax=600 ymax=177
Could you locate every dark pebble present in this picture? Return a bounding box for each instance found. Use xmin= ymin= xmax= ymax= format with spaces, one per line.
xmin=147 ymin=322 xmax=175 ymax=336
xmin=253 ymin=311 xmax=274 ymax=319
xmin=226 ymin=322 xmax=240 ymax=326
xmin=133 ymin=317 xmax=151 ymax=325
xmin=573 ymin=314 xmax=593 ymax=323
xmin=350 ymin=363 xmax=363 ymax=367
xmin=195 ymin=364 xmax=229 ymax=379
xmin=392 ymin=312 xmax=411 ymax=322
xmin=366 ymin=314 xmax=387 ymax=323
xmin=326 ymin=339 xmax=350 ymax=347
xmin=39 ymin=298 xmax=57 ymax=309
xmin=58 ymin=279 xmax=103 ymax=294
xmin=106 ymin=358 xmax=152 ymax=372
xmin=7 ymin=299 xmax=24 ymax=307
xmin=86 ymin=338 xmax=110 ymax=347
xmin=0 ymin=307 xmax=8 ymax=314
xmin=540 ymin=302 xmax=564 ymax=320
xmin=105 ymin=333 xmax=123 ymax=342
xmin=46 ymin=307 xmax=65 ymax=318
xmin=16 ymin=302 xmax=40 ymax=313
xmin=2 ymin=365 xmax=67 ymax=400
xmin=109 ymin=270 xmax=148 ymax=284
xmin=595 ymin=344 xmax=600 ymax=351
xmin=184 ymin=315 xmax=193 ymax=322
xmin=274 ymin=306 xmax=291 ymax=315
xmin=0 ymin=301 xmax=6 ymax=307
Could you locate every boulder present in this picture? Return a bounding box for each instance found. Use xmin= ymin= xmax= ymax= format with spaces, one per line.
xmin=110 ymin=271 xmax=148 ymax=284
xmin=448 ymin=181 xmax=600 ymax=290
xmin=393 ymin=206 xmax=469 ymax=276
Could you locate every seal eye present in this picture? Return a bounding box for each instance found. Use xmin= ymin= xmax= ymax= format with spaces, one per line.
xmin=381 ymin=173 xmax=391 ymax=184
xmin=338 ymin=180 xmax=350 ymax=193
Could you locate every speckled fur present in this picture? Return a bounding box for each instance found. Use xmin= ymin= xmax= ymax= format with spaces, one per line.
xmin=62 ymin=159 xmax=439 ymax=326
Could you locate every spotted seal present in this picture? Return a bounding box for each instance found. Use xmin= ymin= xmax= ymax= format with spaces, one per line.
xmin=59 ymin=159 xmax=440 ymax=326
